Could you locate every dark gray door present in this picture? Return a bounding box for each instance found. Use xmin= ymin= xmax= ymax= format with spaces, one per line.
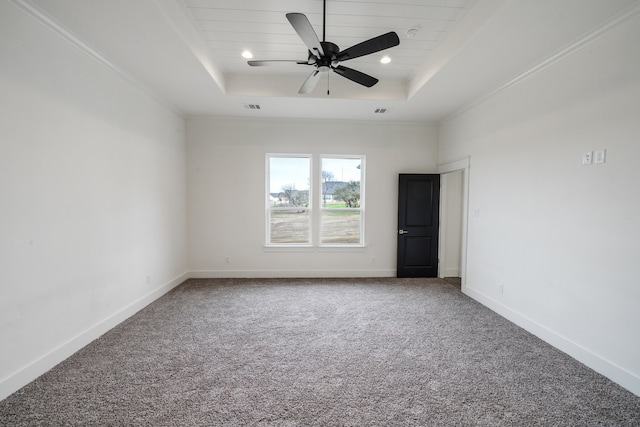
xmin=397 ymin=174 xmax=440 ymax=277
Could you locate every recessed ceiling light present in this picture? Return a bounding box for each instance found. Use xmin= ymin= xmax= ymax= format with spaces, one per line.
xmin=242 ymin=50 xmax=253 ymax=59
xmin=380 ymin=56 xmax=391 ymax=64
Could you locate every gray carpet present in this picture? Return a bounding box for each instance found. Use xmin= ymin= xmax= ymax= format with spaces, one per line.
xmin=1 ymin=278 xmax=639 ymax=426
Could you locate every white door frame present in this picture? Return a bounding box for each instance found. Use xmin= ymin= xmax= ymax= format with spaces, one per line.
xmin=438 ymin=157 xmax=470 ymax=288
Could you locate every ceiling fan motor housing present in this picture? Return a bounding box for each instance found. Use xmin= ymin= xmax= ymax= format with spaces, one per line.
xmin=311 ymin=41 xmax=340 ymax=71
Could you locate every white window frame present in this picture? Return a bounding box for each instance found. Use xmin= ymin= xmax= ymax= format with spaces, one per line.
xmin=265 ymin=153 xmax=365 ymax=248
xmin=265 ymin=153 xmax=313 ymax=247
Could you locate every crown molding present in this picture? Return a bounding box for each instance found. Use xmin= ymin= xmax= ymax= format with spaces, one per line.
xmin=8 ymin=0 xmax=182 ymax=116
xmin=447 ymin=1 xmax=640 ymax=121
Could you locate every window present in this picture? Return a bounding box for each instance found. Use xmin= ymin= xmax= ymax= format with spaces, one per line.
xmin=320 ymin=156 xmax=364 ymax=245
xmin=266 ymin=154 xmax=365 ymax=247
xmin=267 ymin=155 xmax=311 ymax=245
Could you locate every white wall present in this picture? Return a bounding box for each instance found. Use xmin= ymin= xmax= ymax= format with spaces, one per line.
xmin=439 ymin=11 xmax=640 ymax=395
xmin=187 ymin=117 xmax=438 ymax=277
xmin=0 ymin=3 xmax=188 ymax=400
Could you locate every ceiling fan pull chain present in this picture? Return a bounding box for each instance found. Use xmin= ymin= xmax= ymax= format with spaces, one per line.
xmin=327 ymin=72 xmax=330 ymax=96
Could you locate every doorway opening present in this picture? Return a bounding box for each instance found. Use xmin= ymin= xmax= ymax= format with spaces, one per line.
xmin=438 ymin=158 xmax=470 ymax=289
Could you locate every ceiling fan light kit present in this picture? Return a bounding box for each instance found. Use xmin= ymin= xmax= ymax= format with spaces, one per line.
xmin=247 ymin=0 xmax=400 ymax=94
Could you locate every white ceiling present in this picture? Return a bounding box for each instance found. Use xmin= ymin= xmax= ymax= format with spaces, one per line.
xmin=185 ymin=0 xmax=472 ymax=82
xmin=21 ymin=0 xmax=640 ymax=123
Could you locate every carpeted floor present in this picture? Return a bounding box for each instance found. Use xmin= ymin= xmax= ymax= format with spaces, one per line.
xmin=1 ymin=278 xmax=639 ymax=426
xmin=443 ymin=277 xmax=462 ymax=288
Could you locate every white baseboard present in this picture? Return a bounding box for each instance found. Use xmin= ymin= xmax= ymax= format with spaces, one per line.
xmin=440 ymin=268 xmax=460 ymax=278
xmin=0 ymin=271 xmax=189 ymax=401
xmin=189 ymin=269 xmax=397 ymax=279
xmin=462 ymin=285 xmax=640 ymax=397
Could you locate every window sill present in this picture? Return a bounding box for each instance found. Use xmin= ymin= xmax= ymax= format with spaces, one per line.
xmin=263 ymin=245 xmax=367 ymax=253
xmin=316 ymin=245 xmax=367 ymax=252
xmin=263 ymin=245 xmax=315 ymax=253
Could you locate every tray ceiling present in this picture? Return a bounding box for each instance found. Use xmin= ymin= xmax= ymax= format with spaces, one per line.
xmin=17 ymin=0 xmax=640 ymax=122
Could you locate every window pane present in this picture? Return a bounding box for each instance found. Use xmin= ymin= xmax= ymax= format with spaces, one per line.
xmin=320 ymin=210 xmax=361 ymax=244
xmin=321 ymin=158 xmax=361 ymax=208
xmin=270 ymin=210 xmax=310 ymax=244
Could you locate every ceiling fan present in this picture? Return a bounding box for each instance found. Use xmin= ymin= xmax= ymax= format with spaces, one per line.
xmin=247 ymin=0 xmax=400 ymax=94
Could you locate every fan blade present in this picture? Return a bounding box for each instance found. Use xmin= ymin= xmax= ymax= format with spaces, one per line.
xmin=333 ymin=65 xmax=378 ymax=87
xmin=299 ymin=70 xmax=322 ymax=94
xmin=335 ymin=32 xmax=400 ymax=62
xmin=248 ymin=60 xmax=308 ymax=66
xmin=286 ymin=13 xmax=325 ymax=57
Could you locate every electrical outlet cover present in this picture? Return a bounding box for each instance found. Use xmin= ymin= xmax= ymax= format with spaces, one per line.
xmin=594 ymin=150 xmax=606 ymax=164
xmin=583 ymin=151 xmax=593 ymax=165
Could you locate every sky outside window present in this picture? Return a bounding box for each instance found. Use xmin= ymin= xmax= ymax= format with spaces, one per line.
xmin=269 ymin=156 xmax=310 ymax=193
xmin=321 ymin=158 xmax=361 ymax=182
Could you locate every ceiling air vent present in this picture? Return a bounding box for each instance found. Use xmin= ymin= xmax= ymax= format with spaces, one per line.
xmin=374 ymin=108 xmax=389 ymax=114
xmin=243 ymin=104 xmax=261 ymax=110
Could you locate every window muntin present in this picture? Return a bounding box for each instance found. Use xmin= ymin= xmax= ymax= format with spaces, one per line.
xmin=267 ymin=155 xmax=311 ymax=245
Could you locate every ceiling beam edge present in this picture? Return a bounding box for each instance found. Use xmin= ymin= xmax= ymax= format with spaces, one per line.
xmin=155 ymin=0 xmax=227 ymax=95
xmin=406 ymin=0 xmax=507 ymax=100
